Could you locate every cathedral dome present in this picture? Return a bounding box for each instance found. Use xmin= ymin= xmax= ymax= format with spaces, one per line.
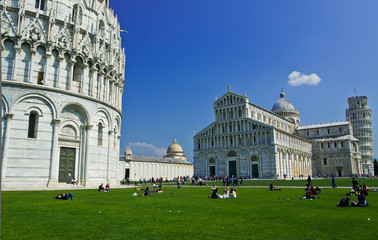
xmin=167 ymin=139 xmax=184 ymax=157
xmin=271 ymin=90 xmax=296 ymax=112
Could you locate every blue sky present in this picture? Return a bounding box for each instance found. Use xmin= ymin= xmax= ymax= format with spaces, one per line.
xmin=109 ymin=0 xmax=378 ymax=161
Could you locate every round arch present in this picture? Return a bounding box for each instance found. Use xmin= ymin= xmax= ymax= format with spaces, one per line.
xmin=12 ymin=93 xmax=57 ymax=119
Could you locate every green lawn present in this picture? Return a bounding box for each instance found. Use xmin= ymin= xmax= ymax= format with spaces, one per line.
xmin=2 ymin=186 xmax=378 ymax=240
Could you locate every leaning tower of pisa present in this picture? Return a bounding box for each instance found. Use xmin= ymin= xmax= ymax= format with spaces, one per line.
xmin=1 ymin=0 xmax=126 ymax=189
xmin=346 ymin=96 xmax=374 ymax=175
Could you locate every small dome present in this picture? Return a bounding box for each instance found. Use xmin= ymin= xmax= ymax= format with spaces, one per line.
xmin=167 ymin=139 xmax=183 ymax=156
xmin=272 ymin=90 xmax=296 ymax=112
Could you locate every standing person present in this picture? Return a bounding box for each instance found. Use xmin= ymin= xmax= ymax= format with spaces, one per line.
xmin=332 ymin=176 xmax=336 ymax=188
xmin=307 ymin=175 xmax=312 ymax=186
xmin=352 ymin=178 xmax=358 ymax=191
xmin=177 ymin=179 xmax=181 ymax=190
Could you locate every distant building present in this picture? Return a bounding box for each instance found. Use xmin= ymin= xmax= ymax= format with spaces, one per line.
xmin=1 ymin=0 xmax=125 ymax=189
xmin=119 ymin=139 xmax=194 ymax=181
xmin=193 ymin=86 xmax=370 ymax=179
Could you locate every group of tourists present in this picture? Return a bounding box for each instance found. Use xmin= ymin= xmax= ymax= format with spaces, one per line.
xmin=338 ymin=178 xmax=370 ymax=207
xmin=222 ymin=176 xmax=241 ymax=187
xmin=302 ymin=185 xmax=321 ymax=199
xmin=209 ymin=185 xmax=237 ymax=199
xmin=98 ymin=183 xmax=111 ymax=192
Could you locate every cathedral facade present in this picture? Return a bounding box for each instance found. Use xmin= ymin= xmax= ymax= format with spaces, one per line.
xmin=193 ymin=87 xmax=371 ymax=179
xmin=1 ymin=0 xmax=125 ymax=189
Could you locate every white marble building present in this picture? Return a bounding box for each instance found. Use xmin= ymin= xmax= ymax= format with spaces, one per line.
xmin=193 ymin=87 xmax=313 ymax=179
xmin=119 ymin=139 xmax=194 ymax=181
xmin=346 ymin=96 xmax=374 ymax=175
xmin=194 ymin=87 xmax=368 ymax=179
xmin=1 ymin=0 xmax=125 ymax=189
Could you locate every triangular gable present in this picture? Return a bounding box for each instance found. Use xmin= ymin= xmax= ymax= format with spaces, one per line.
xmin=21 ymin=15 xmax=48 ymax=43
xmin=77 ymin=30 xmax=94 ymax=58
xmin=0 ymin=6 xmax=17 ymax=37
xmin=214 ymin=91 xmax=248 ymax=107
xmin=52 ymin=21 xmax=73 ymax=50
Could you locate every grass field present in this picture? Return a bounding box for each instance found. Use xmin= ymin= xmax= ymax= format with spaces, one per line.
xmin=2 ymin=183 xmax=378 ymax=240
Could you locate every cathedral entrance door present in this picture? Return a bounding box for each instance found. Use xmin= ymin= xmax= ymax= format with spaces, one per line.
xmin=337 ymin=167 xmax=342 ymax=177
xmin=251 ymin=164 xmax=259 ymax=178
xmin=209 ymin=166 xmax=215 ymax=177
xmin=228 ymin=161 xmax=237 ymax=177
xmin=58 ymin=147 xmax=76 ymax=183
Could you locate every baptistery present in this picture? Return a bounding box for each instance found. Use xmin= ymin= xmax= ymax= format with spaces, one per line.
xmin=1 ymin=0 xmax=126 ymax=189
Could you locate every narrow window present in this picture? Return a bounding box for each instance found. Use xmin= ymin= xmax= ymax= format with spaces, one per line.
xmin=98 ymin=123 xmax=104 ymax=146
xmin=327 ymin=143 xmax=330 ymax=148
xmin=306 ymin=131 xmax=309 ymax=136
xmin=327 ymin=129 xmax=330 ymax=134
xmin=320 ymin=143 xmax=323 ymax=149
xmin=339 ymin=127 xmax=342 ymax=133
xmin=323 ymin=158 xmax=327 ymax=165
xmin=35 ymin=0 xmax=45 ymax=10
xmin=316 ymin=130 xmax=319 ymax=135
xmin=37 ymin=72 xmax=44 ymax=85
xmin=341 ymin=141 xmax=344 ymax=148
xmin=334 ymin=142 xmax=337 ymax=148
xmin=28 ymin=111 xmax=38 ymax=138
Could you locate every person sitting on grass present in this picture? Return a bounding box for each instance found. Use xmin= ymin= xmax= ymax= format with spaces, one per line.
xmin=210 ymin=187 xmax=220 ymax=199
xmin=315 ymin=187 xmax=321 ymax=195
xmin=351 ymin=193 xmax=368 ymax=207
xmin=229 ymin=188 xmax=237 ymax=198
xmin=221 ymin=188 xmax=229 ymax=198
xmin=346 ymin=188 xmax=357 ymax=196
xmin=153 ymin=183 xmax=158 ymax=188
xmin=337 ymin=197 xmax=350 ymax=207
xmin=98 ymin=183 xmax=105 ymax=192
xmin=303 ymin=189 xmax=319 ymax=199
xmin=269 ymin=184 xmax=280 ymax=191
xmin=55 ymin=192 xmax=74 ymax=200
xmin=143 ymin=187 xmax=152 ymax=196
xmin=105 ymin=183 xmax=110 ymax=192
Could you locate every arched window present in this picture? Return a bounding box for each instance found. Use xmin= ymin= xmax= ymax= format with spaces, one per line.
xmin=98 ymin=122 xmax=104 ymax=146
xmin=35 ymin=0 xmax=46 ymax=10
xmin=72 ymin=5 xmax=83 ymax=24
xmin=227 ymin=150 xmax=237 ymax=157
xmin=73 ymin=57 xmax=83 ymax=82
xmin=99 ymin=20 xmax=105 ymax=38
xmin=28 ymin=111 xmax=39 ymax=138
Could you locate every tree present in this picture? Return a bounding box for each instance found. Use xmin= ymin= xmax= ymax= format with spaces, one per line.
xmin=374 ymin=158 xmax=378 ymax=176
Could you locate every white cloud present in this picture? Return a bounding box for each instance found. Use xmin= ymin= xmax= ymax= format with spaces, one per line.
xmin=288 ymin=71 xmax=321 ymax=86
xmin=128 ymin=142 xmax=166 ymax=156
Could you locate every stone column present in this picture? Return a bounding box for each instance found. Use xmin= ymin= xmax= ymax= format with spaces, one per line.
xmin=68 ymin=59 xmax=76 ymax=90
xmin=12 ymin=45 xmax=21 ymax=80
xmin=98 ymin=72 xmax=104 ymax=99
xmin=1 ymin=113 xmax=14 ymax=178
xmin=47 ymin=119 xmax=61 ymax=186
xmin=28 ymin=47 xmax=36 ymax=83
xmin=79 ymin=63 xmax=88 ymax=94
xmin=43 ymin=51 xmax=51 ymax=85
xmin=84 ymin=124 xmax=92 ymax=185
xmin=107 ymin=130 xmax=113 ymax=183
xmin=55 ymin=56 xmax=63 ymax=88
xmin=89 ymin=67 xmax=96 ymax=97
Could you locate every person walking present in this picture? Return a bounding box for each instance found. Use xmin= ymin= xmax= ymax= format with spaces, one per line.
xmin=177 ymin=179 xmax=181 ymax=190
xmin=332 ymin=176 xmax=336 ymax=188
